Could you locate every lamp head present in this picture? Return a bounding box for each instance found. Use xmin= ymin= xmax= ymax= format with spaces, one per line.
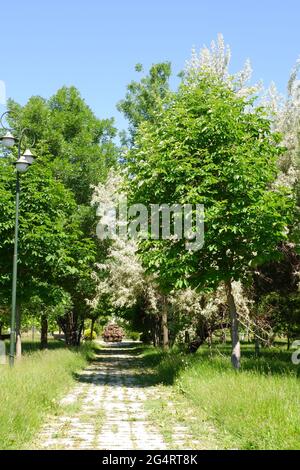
xmin=22 ymin=148 xmax=34 ymax=164
xmin=14 ymin=155 xmax=31 ymax=173
xmin=0 ymin=131 xmax=16 ymax=148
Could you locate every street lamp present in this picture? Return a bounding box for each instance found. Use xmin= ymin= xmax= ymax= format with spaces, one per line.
xmin=0 ymin=111 xmax=35 ymax=367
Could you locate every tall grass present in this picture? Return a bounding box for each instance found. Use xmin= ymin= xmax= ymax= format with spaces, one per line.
xmin=0 ymin=343 xmax=94 ymax=449
xmin=148 ymin=344 xmax=300 ymax=450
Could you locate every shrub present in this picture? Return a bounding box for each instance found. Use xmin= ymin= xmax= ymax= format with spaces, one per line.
xmin=83 ymin=329 xmax=97 ymax=340
xmin=128 ymin=331 xmax=141 ymax=341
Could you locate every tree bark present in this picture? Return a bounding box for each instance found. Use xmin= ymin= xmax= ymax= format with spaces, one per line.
xmin=254 ymin=331 xmax=260 ymax=356
xmin=184 ymin=331 xmax=190 ymax=344
xmin=225 ymin=280 xmax=241 ymax=369
xmin=152 ymin=328 xmax=157 ymax=347
xmin=90 ymin=318 xmax=95 ymax=340
xmin=77 ymin=320 xmax=84 ymax=346
xmin=221 ymin=329 xmax=227 ymax=343
xmin=57 ymin=312 xmax=81 ymax=346
xmin=16 ymin=305 xmax=22 ymax=360
xmin=189 ymin=322 xmax=230 ymax=353
xmin=152 ymin=315 xmax=160 ymax=347
xmin=189 ymin=324 xmax=209 ymax=353
xmin=161 ymin=297 xmax=169 ymax=350
xmin=41 ymin=314 xmax=48 ymax=349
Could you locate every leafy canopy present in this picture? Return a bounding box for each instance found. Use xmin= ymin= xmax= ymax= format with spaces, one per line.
xmin=127 ymin=73 xmax=293 ymax=290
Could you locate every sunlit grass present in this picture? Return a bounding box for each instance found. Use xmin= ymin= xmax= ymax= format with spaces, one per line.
xmin=0 ymin=342 xmax=95 ymax=449
xmin=142 ymin=343 xmax=300 ymax=450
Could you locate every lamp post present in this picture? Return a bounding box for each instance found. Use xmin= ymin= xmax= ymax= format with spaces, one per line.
xmin=0 ymin=111 xmax=35 ymax=367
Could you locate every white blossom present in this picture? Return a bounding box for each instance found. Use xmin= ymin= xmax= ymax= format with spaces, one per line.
xmin=184 ymin=33 xmax=261 ymax=97
xmin=90 ymin=171 xmax=161 ymax=314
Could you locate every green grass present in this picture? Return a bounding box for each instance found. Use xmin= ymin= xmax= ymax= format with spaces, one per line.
xmin=0 ymin=341 xmax=95 ymax=450
xmin=141 ymin=343 xmax=300 ymax=450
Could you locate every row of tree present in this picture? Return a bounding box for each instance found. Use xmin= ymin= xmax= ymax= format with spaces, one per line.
xmin=0 ymin=35 xmax=299 ymax=368
xmin=0 ymin=87 xmax=117 ymax=352
xmin=91 ymin=35 xmax=300 ymax=369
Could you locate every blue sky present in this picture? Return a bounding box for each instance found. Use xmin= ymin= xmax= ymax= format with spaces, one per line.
xmin=1 ymin=0 xmax=299 ymax=132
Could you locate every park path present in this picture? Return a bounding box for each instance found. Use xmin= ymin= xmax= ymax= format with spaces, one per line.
xmin=36 ymin=342 xmax=190 ymax=450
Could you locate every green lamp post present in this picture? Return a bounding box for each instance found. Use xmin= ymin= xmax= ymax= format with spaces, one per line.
xmin=0 ymin=111 xmax=35 ymax=367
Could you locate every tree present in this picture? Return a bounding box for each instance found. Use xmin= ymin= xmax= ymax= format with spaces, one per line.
xmin=90 ymin=170 xmax=166 ymax=346
xmin=8 ymin=87 xmax=118 ymax=205
xmin=263 ymin=58 xmax=300 ymax=232
xmin=117 ymin=62 xmax=172 ymax=142
xmin=0 ymin=158 xmax=84 ymax=352
xmin=169 ymin=281 xmax=252 ymax=351
xmin=0 ymin=86 xmax=117 ymax=347
xmin=253 ymin=57 xmax=300 ymax=347
xmin=126 ymin=69 xmax=293 ymax=368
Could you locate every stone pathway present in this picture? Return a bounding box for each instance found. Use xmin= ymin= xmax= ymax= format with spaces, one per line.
xmin=36 ymin=342 xmax=171 ymax=450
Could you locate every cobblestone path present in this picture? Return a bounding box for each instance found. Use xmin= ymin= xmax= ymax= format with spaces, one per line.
xmin=37 ymin=342 xmax=170 ymax=450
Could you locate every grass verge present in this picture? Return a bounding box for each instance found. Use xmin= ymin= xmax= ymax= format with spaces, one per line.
xmin=0 ymin=341 xmax=95 ymax=450
xmin=141 ymin=344 xmax=300 ymax=450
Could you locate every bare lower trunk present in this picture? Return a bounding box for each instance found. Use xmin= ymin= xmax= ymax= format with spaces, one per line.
xmin=189 ymin=322 xmax=229 ymax=353
xmin=287 ymin=329 xmax=291 ymax=350
xmin=41 ymin=314 xmax=48 ymax=349
xmin=189 ymin=324 xmax=209 ymax=353
xmin=57 ymin=312 xmax=82 ymax=346
xmin=225 ymin=280 xmax=241 ymax=370
xmin=221 ymin=329 xmax=227 ymax=343
xmin=90 ymin=319 xmax=95 ymax=340
xmin=161 ymin=297 xmax=169 ymax=350
xmin=152 ymin=322 xmax=159 ymax=347
xmin=16 ymin=305 xmax=22 ymax=359
xmin=184 ymin=331 xmax=190 ymax=344
xmin=153 ymin=315 xmax=161 ymax=347
xmin=78 ymin=320 xmax=84 ymax=346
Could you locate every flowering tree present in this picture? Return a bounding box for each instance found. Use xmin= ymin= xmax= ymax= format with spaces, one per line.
xmin=184 ymin=33 xmax=261 ymax=97
xmin=252 ymin=61 xmax=300 ymax=347
xmin=126 ymin=58 xmax=292 ymax=368
xmin=91 ymin=171 xmax=164 ymax=343
xmin=170 ymin=281 xmax=254 ymax=351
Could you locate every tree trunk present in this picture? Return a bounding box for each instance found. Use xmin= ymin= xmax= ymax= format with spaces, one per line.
xmin=57 ymin=312 xmax=81 ymax=346
xmin=184 ymin=331 xmax=190 ymax=344
xmin=152 ymin=326 xmax=158 ymax=347
xmin=77 ymin=320 xmax=84 ymax=346
xmin=161 ymin=297 xmax=169 ymax=350
xmin=152 ymin=316 xmax=160 ymax=347
xmin=16 ymin=305 xmax=22 ymax=360
xmin=189 ymin=321 xmax=229 ymax=353
xmin=225 ymin=280 xmax=241 ymax=370
xmin=41 ymin=314 xmax=48 ymax=349
xmin=189 ymin=324 xmax=209 ymax=353
xmin=221 ymin=329 xmax=226 ymax=343
xmin=90 ymin=318 xmax=95 ymax=340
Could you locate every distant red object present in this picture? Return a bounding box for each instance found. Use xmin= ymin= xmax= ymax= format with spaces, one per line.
xmin=103 ymin=323 xmax=124 ymax=342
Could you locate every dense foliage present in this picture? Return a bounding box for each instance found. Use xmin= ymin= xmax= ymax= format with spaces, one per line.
xmin=0 ymin=35 xmax=299 ymax=369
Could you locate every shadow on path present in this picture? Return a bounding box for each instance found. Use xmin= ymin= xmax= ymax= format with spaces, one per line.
xmin=74 ymin=341 xmax=159 ymax=388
